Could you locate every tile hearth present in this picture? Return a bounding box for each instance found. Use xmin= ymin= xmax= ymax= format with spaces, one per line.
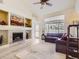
xmin=0 ymin=40 xmax=66 ymax=59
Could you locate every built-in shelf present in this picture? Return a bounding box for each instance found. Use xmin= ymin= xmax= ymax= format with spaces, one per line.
xmin=0 ymin=9 xmax=32 ymax=46
xmin=0 ymin=10 xmax=8 ymax=25
xmin=0 ymin=9 xmax=32 ymax=29
xmin=25 ymin=18 xmax=32 ymax=28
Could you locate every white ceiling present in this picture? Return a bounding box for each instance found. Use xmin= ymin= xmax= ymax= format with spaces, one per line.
xmin=45 ymin=15 xmax=64 ymax=22
xmin=76 ymin=0 xmax=79 ymax=12
xmin=24 ymin=0 xmax=76 ymax=17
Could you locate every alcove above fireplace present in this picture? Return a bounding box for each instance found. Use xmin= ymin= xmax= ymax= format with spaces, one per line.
xmin=13 ymin=32 xmax=23 ymax=42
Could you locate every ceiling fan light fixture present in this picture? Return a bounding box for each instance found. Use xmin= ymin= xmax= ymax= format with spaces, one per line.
xmin=33 ymin=0 xmax=52 ymax=9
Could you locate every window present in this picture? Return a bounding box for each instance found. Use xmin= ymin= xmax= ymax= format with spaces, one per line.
xmin=45 ymin=15 xmax=65 ymax=33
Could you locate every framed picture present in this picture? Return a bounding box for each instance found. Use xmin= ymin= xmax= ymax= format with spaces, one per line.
xmin=10 ymin=14 xmax=24 ymax=26
xmin=0 ymin=10 xmax=8 ymax=25
xmin=25 ymin=18 xmax=32 ymax=27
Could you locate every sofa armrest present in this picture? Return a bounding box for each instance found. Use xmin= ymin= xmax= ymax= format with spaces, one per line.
xmin=41 ymin=34 xmax=46 ymax=40
xmin=56 ymin=40 xmax=66 ymax=45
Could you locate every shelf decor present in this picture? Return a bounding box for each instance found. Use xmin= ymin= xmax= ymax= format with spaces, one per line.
xmin=25 ymin=18 xmax=32 ymax=27
xmin=10 ymin=14 xmax=24 ymax=26
xmin=0 ymin=10 xmax=8 ymax=25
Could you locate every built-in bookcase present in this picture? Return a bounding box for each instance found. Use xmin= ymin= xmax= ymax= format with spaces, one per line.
xmin=0 ymin=9 xmax=32 ymax=27
xmin=0 ymin=9 xmax=32 ymax=46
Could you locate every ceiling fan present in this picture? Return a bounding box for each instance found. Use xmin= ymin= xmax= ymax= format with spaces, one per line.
xmin=33 ymin=0 xmax=52 ymax=9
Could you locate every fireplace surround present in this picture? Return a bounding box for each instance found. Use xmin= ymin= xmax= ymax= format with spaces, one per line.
xmin=13 ymin=32 xmax=23 ymax=42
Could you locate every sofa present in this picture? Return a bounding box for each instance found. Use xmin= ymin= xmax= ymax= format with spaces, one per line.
xmin=56 ymin=37 xmax=77 ymax=56
xmin=56 ymin=39 xmax=67 ymax=53
xmin=44 ymin=33 xmax=68 ymax=53
xmin=44 ymin=33 xmax=63 ymax=43
xmin=56 ymin=33 xmax=67 ymax=53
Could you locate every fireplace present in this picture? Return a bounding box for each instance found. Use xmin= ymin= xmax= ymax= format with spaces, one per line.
xmin=13 ymin=32 xmax=23 ymax=42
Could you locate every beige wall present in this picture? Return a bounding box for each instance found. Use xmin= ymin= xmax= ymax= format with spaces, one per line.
xmin=65 ymin=9 xmax=79 ymax=25
xmin=0 ymin=0 xmax=32 ymax=18
xmin=64 ymin=9 xmax=79 ymax=31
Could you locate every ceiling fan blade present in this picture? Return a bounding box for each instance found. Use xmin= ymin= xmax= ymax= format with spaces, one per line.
xmin=46 ymin=3 xmax=52 ymax=6
xmin=33 ymin=2 xmax=41 ymax=4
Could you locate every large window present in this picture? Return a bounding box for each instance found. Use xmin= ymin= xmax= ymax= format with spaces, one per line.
xmin=45 ymin=15 xmax=65 ymax=33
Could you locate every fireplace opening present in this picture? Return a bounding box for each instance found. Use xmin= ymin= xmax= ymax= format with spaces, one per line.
xmin=26 ymin=33 xmax=29 ymax=39
xmin=26 ymin=31 xmax=31 ymax=39
xmin=13 ymin=32 xmax=23 ymax=42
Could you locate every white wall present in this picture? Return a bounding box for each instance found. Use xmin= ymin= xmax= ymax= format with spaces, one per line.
xmin=0 ymin=0 xmax=32 ymax=18
xmin=75 ymin=0 xmax=79 ymax=12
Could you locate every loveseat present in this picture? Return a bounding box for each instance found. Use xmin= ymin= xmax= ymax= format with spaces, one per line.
xmin=44 ymin=33 xmax=68 ymax=53
xmin=44 ymin=33 xmax=63 ymax=43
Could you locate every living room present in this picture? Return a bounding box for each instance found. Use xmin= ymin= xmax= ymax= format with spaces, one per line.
xmin=0 ymin=0 xmax=79 ymax=59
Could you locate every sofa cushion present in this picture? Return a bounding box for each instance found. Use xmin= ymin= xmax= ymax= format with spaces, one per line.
xmin=45 ymin=33 xmax=64 ymax=43
xmin=47 ymin=33 xmax=57 ymax=37
xmin=47 ymin=33 xmax=63 ymax=38
xmin=46 ymin=37 xmax=58 ymax=39
xmin=56 ymin=40 xmax=66 ymax=45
